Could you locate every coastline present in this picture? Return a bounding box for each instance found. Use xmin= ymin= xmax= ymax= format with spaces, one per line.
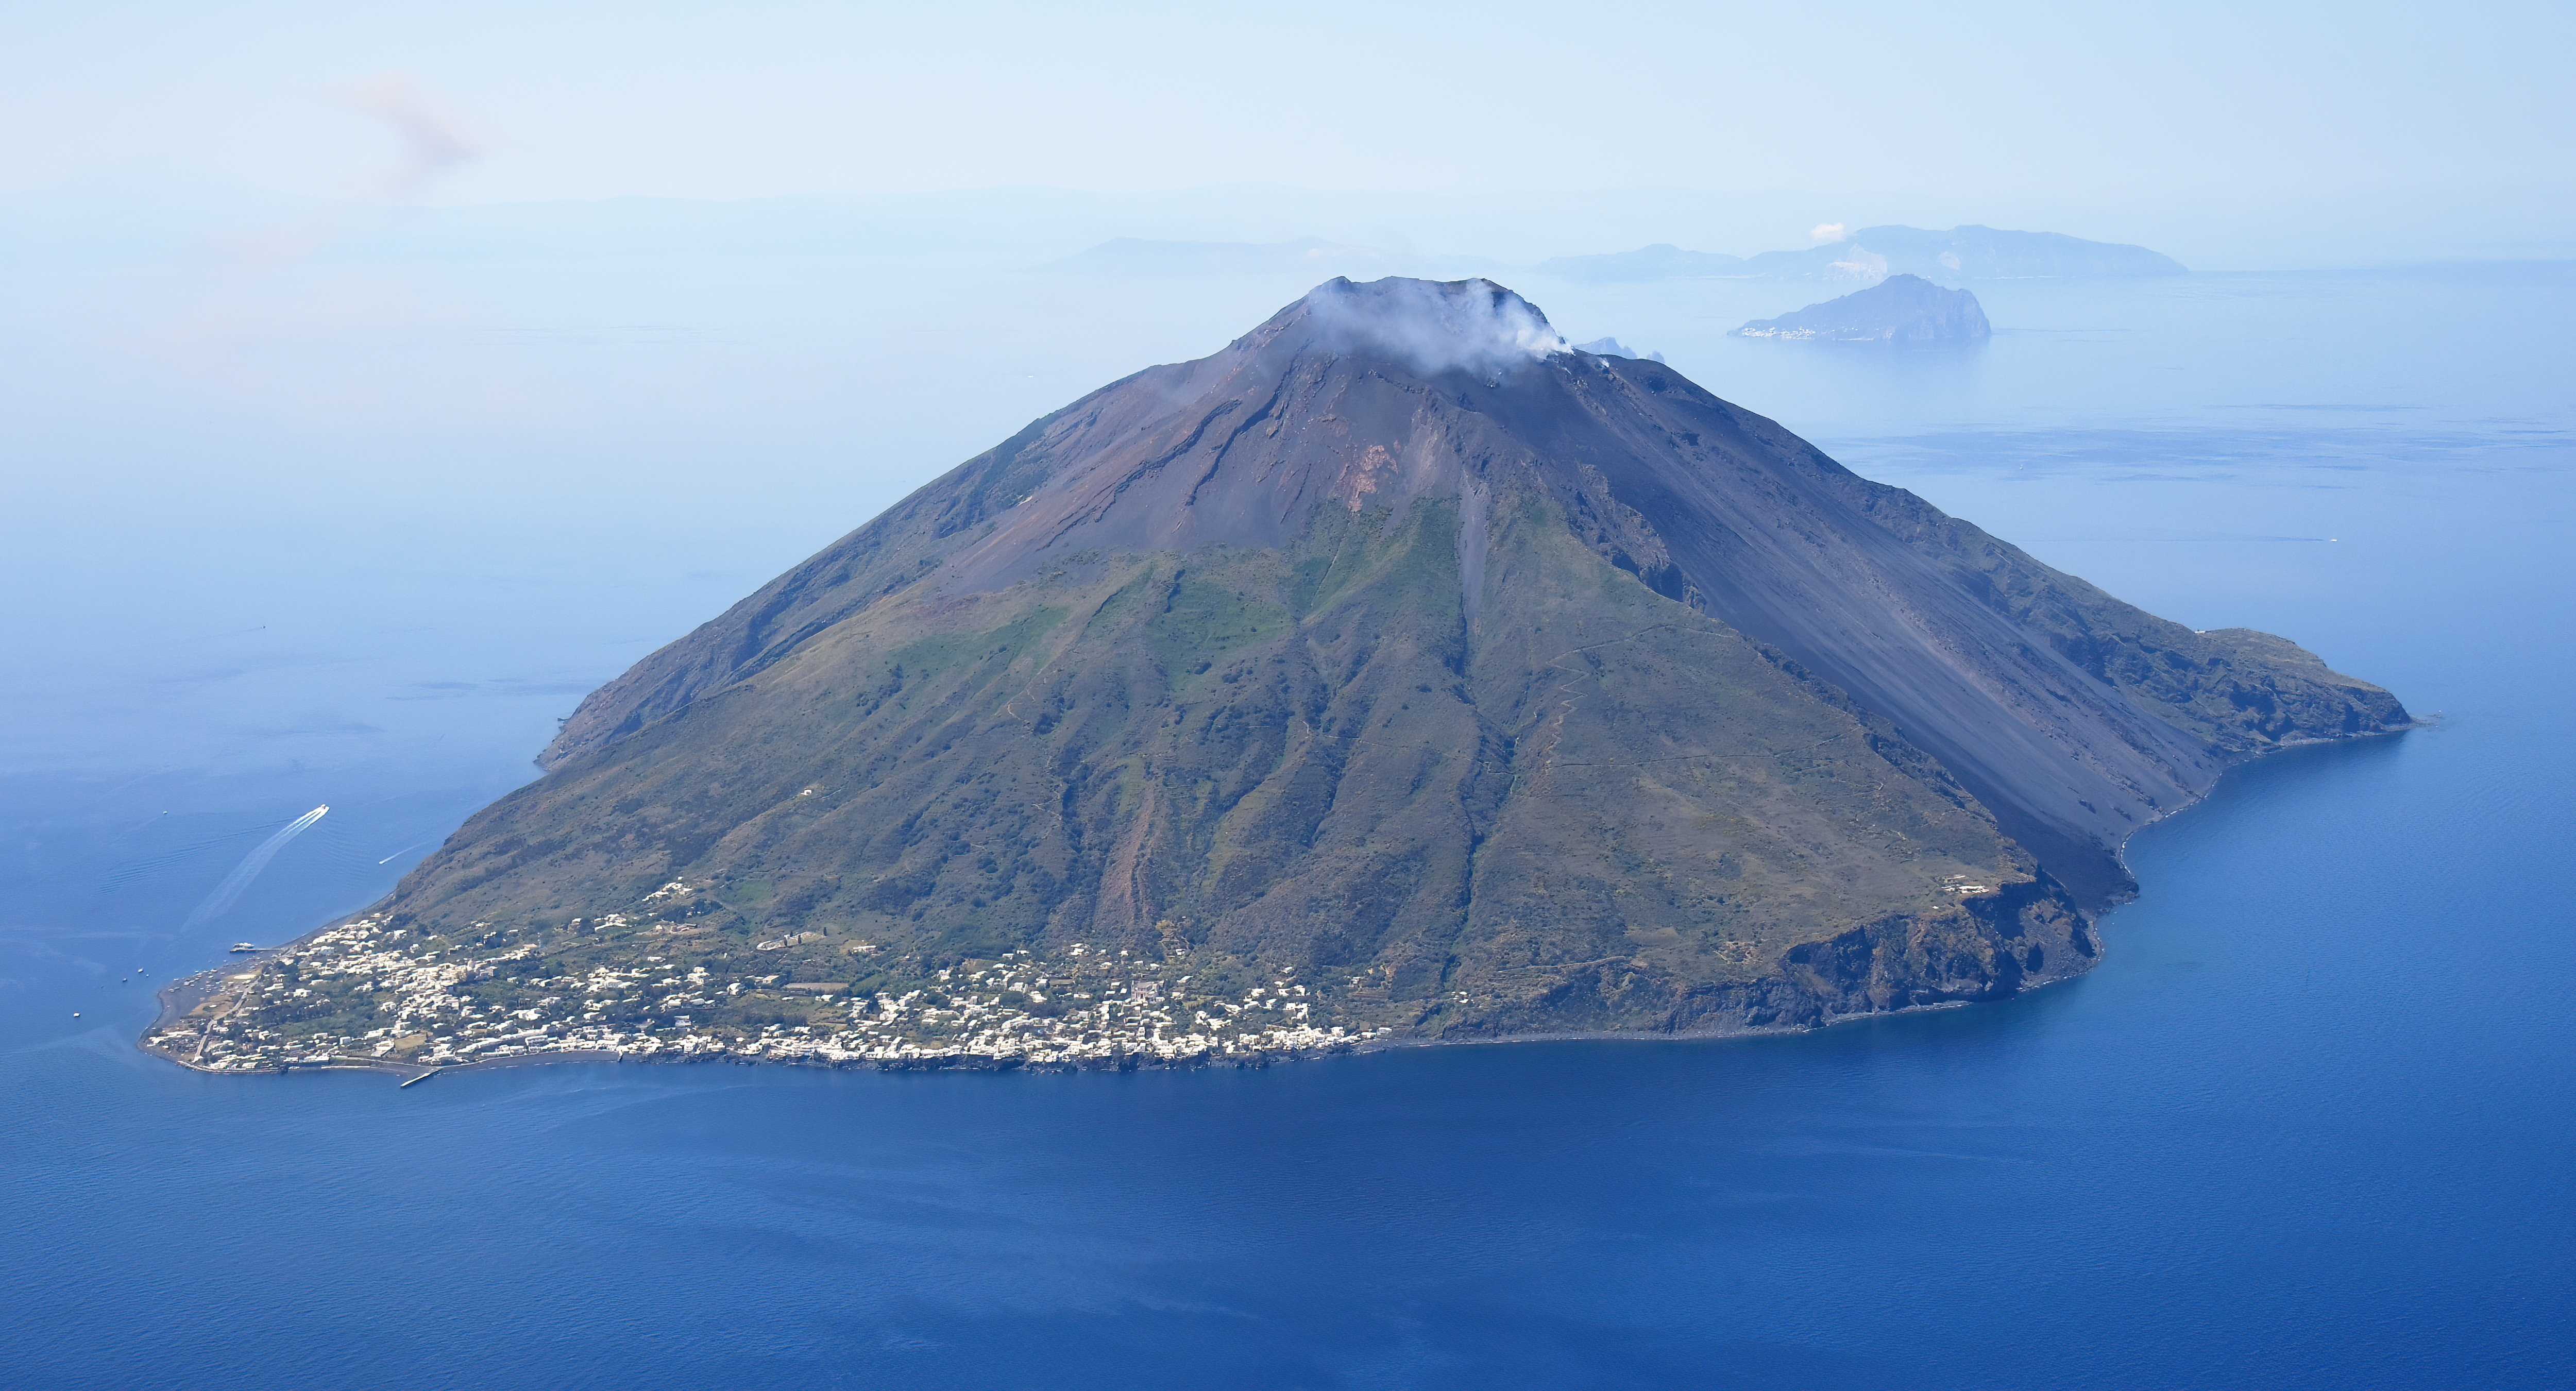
xmin=2100 ymin=718 xmax=2433 ymax=889
xmin=139 ymin=722 xmax=2422 ymax=1082
xmin=138 ymin=994 xmax=1996 ymax=1082
xmin=131 ymin=935 xmax=2075 ymax=1081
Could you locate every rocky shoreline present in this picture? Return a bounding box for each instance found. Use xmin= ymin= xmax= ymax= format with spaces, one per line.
xmin=138 ymin=864 xmax=2091 ymax=1079
xmin=141 ymin=722 xmax=2422 ymax=1083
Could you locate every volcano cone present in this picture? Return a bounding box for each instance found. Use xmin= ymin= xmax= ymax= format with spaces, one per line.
xmin=153 ymin=278 xmax=2409 ymax=1069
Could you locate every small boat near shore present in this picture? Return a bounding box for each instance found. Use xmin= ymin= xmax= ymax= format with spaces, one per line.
xmin=227 ymin=943 xmax=259 ymax=953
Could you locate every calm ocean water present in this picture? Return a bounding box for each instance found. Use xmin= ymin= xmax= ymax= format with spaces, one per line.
xmin=4 ymin=260 xmax=2571 ymax=1388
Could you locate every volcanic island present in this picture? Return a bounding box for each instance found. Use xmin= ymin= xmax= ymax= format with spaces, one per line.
xmin=1737 ymin=274 xmax=1992 ymax=344
xmin=147 ymin=278 xmax=2409 ymax=1076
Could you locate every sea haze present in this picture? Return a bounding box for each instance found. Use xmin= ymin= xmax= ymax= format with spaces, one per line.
xmin=3 ymin=257 xmax=2571 ymax=1389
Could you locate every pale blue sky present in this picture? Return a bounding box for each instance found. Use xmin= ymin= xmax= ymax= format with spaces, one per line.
xmin=5 ymin=0 xmax=2569 ymax=260
xmin=4 ymin=1 xmax=2569 ymax=781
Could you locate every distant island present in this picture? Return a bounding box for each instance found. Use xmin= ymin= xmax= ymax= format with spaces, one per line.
xmin=1538 ymin=225 xmax=2184 ymax=284
xmin=148 ymin=277 xmax=2402 ymax=1078
xmin=1572 ymin=336 xmax=1665 ymax=362
xmin=1043 ymin=225 xmax=2181 ymax=286
xmin=1738 ymin=275 xmax=1992 ymax=343
xmin=1536 ymin=243 xmax=1750 ymax=282
xmin=1040 ymin=237 xmax=1507 ymax=280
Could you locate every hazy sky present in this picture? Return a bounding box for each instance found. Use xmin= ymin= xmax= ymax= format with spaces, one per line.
xmin=6 ymin=0 xmax=2569 ymax=253
xmin=5 ymin=0 xmax=2570 ymax=783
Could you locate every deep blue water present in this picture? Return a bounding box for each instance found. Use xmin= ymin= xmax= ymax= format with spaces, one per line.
xmin=4 ymin=260 xmax=2572 ymax=1388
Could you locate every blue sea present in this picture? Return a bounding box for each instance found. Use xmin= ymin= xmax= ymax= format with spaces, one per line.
xmin=4 ymin=248 xmax=2572 ymax=1388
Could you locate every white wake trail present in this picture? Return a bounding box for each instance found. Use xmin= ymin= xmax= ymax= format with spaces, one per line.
xmin=183 ymin=805 xmax=329 ymax=929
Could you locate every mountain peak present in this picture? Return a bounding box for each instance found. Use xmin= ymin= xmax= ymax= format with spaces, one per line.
xmin=534 ymin=275 xmax=2403 ymax=909
xmin=158 ymin=276 xmax=2407 ymax=1075
xmin=1270 ymin=276 xmax=1568 ymax=377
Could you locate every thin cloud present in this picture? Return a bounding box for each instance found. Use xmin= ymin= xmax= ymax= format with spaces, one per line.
xmin=226 ymin=76 xmax=484 ymax=264
xmin=335 ymin=74 xmax=482 ymax=198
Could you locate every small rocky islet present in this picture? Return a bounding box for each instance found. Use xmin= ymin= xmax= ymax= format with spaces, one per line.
xmin=1737 ymin=274 xmax=1992 ymax=343
xmin=148 ymin=277 xmax=2406 ymax=1076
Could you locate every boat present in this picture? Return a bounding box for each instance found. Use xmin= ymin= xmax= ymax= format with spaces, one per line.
xmin=228 ymin=943 xmax=259 ymax=953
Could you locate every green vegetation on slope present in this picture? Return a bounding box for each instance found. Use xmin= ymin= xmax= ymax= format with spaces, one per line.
xmin=157 ymin=477 xmax=2092 ymax=1075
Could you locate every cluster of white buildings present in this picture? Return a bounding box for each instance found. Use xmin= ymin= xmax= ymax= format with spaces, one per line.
xmin=150 ymin=913 xmax=1383 ymax=1074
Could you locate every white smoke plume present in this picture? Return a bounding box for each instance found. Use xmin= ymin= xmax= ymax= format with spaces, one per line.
xmin=335 ymin=74 xmax=482 ymax=198
xmin=1301 ymin=277 xmax=1567 ymax=377
xmin=182 ymin=805 xmax=328 ymax=929
xmin=1810 ymin=222 xmax=1849 ymax=243
xmin=1827 ymin=248 xmax=1889 ymax=281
